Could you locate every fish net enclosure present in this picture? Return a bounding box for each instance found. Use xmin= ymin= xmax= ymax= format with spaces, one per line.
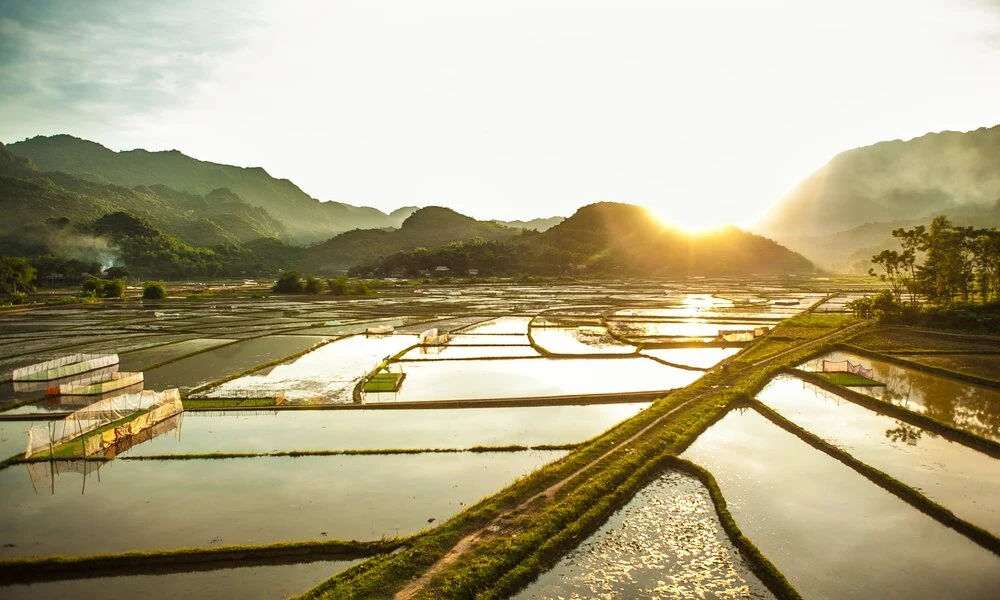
xmin=12 ymin=353 xmax=119 ymax=382
xmin=59 ymin=371 xmax=144 ymax=396
xmin=822 ymin=359 xmax=874 ymax=380
xmin=25 ymin=389 xmax=183 ymax=458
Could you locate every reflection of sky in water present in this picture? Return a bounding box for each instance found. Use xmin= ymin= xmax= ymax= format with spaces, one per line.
xmin=802 ymin=351 xmax=1000 ymax=443
xmin=683 ymin=409 xmax=1000 ymax=600
xmin=0 ymin=451 xmax=562 ymax=559
xmin=459 ymin=316 xmax=532 ymax=334
xmin=366 ymin=357 xmax=701 ymax=402
xmin=642 ymin=347 xmax=740 ymax=368
xmin=0 ymin=560 xmax=358 ymax=600
xmin=203 ymin=335 xmax=418 ymax=402
xmin=123 ymin=403 xmax=648 ymax=455
xmin=759 ymin=375 xmax=1000 ymax=537
xmin=514 ymin=469 xmax=772 ymax=599
xmin=400 ymin=345 xmax=539 ymax=360
xmin=531 ymin=327 xmax=635 ymax=354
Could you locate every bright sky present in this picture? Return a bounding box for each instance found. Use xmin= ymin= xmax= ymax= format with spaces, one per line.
xmin=2 ymin=0 xmax=999 ymax=228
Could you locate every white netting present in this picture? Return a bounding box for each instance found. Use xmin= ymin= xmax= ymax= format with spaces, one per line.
xmin=419 ymin=328 xmax=450 ymax=345
xmin=366 ymin=325 xmax=395 ymax=335
xmin=719 ymin=330 xmax=754 ymax=342
xmin=822 ymin=359 xmax=874 ymax=380
xmin=12 ymin=354 xmax=119 ymax=382
xmin=59 ymin=372 xmax=144 ymax=396
xmin=25 ymin=389 xmax=182 ymax=458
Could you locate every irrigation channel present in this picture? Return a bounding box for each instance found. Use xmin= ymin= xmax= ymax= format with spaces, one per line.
xmin=2 ymin=279 xmax=998 ymax=599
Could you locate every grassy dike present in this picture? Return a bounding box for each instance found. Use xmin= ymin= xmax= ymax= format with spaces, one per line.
xmin=296 ymin=316 xmax=866 ymax=600
xmin=0 ymin=539 xmax=403 ymax=585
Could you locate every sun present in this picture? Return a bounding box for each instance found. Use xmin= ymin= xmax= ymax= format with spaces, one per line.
xmin=646 ymin=204 xmax=732 ymax=234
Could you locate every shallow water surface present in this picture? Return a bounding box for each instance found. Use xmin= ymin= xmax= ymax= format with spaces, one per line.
xmin=202 ymin=334 xmax=419 ymax=402
xmin=400 ymin=344 xmax=539 ymax=360
xmin=682 ymin=409 xmax=1000 ymax=599
xmin=122 ymin=403 xmax=648 ymax=456
xmin=141 ymin=335 xmax=332 ymax=391
xmin=758 ymin=375 xmax=1000 ymax=537
xmin=118 ymin=338 xmax=235 ymax=371
xmin=0 ymin=451 xmax=562 ymax=558
xmin=514 ymin=470 xmax=772 ymax=599
xmin=641 ymin=347 xmax=740 ymax=369
xmin=802 ymin=351 xmax=1000 ymax=442
xmin=366 ymin=357 xmax=701 ymax=402
xmin=0 ymin=560 xmax=357 ymax=600
xmin=530 ymin=326 xmax=635 ymax=355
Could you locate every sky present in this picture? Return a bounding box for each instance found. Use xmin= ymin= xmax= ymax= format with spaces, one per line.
xmin=1 ymin=0 xmax=999 ymax=228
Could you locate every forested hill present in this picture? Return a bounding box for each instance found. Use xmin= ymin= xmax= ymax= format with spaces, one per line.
xmin=299 ymin=206 xmax=518 ymax=273
xmin=7 ymin=135 xmax=414 ymax=243
xmin=759 ymin=125 xmax=1000 ymax=238
xmin=353 ymin=202 xmax=816 ymax=277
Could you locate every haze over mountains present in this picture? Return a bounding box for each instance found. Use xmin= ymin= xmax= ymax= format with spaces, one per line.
xmin=759 ymin=124 xmax=1000 ymax=272
xmin=3 ymin=124 xmax=998 ymax=277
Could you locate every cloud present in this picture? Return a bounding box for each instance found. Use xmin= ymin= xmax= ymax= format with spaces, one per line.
xmin=0 ymin=0 xmax=256 ymax=139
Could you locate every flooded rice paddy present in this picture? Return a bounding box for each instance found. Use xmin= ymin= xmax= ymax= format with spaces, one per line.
xmin=514 ymin=470 xmax=772 ymax=599
xmin=802 ymin=350 xmax=1000 ymax=442
xmin=530 ymin=326 xmax=636 ymax=354
xmin=364 ymin=357 xmax=702 ymax=403
xmin=0 ymin=560 xmax=358 ymax=600
xmin=895 ymin=352 xmax=1000 ymax=383
xmin=198 ymin=334 xmax=419 ymax=402
xmin=0 ymin=451 xmax=562 ymax=559
xmin=121 ymin=403 xmax=648 ymax=456
xmin=141 ymin=335 xmax=332 ymax=391
xmin=683 ymin=408 xmax=1000 ymax=599
xmin=641 ymin=346 xmax=741 ymax=369
xmin=759 ymin=376 xmax=1000 ymax=537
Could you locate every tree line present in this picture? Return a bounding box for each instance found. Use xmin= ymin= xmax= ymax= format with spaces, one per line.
xmin=852 ymin=216 xmax=1000 ymax=328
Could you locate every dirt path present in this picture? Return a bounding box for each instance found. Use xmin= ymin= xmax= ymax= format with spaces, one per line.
xmin=394 ymin=320 xmax=867 ymax=599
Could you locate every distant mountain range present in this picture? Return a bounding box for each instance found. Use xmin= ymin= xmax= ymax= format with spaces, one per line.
xmin=757 ymin=124 xmax=1000 ymax=271
xmin=355 ymin=202 xmax=816 ymax=277
xmin=7 ymin=135 xmax=418 ymax=243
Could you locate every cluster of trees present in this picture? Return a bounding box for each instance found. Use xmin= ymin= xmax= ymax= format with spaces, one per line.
xmin=271 ymin=271 xmax=374 ymax=296
xmin=853 ymin=216 xmax=1000 ymax=330
xmin=80 ymin=277 xmax=126 ymax=299
xmin=0 ymin=256 xmax=37 ymax=303
xmin=868 ymin=216 xmax=1000 ymax=306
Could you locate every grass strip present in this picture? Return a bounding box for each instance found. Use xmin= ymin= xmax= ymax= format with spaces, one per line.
xmin=790 ymin=369 xmax=1000 ymax=459
xmin=751 ymin=400 xmax=1000 ymax=556
xmin=111 ymin=445 xmax=578 ymax=461
xmin=0 ymin=538 xmax=405 ymax=585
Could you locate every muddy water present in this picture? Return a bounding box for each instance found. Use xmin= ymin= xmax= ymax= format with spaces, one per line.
xmin=0 ymin=420 xmax=37 ymax=459
xmin=118 ymin=338 xmax=236 ymax=371
xmin=802 ymin=350 xmax=1000 ymax=443
xmin=759 ymin=376 xmax=1000 ymax=537
xmin=896 ymin=353 xmax=1000 ymax=383
xmin=0 ymin=560 xmax=357 ymax=600
xmin=141 ymin=335 xmax=332 ymax=391
xmin=122 ymin=403 xmax=648 ymax=456
xmin=682 ymin=409 xmax=1000 ymax=599
xmin=513 ymin=470 xmax=772 ymax=599
xmin=201 ymin=334 xmax=420 ymax=402
xmin=365 ymin=357 xmax=701 ymax=403
xmin=0 ymin=451 xmax=563 ymax=559
xmin=530 ymin=327 xmax=636 ymax=354
xmin=641 ymin=347 xmax=740 ymax=369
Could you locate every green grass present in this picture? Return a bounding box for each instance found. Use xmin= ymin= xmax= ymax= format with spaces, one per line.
xmin=363 ymin=372 xmax=405 ymax=393
xmin=817 ymin=372 xmax=885 ymax=386
xmin=182 ymin=398 xmax=277 ymax=409
xmin=849 ymin=326 xmax=1000 ymax=354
